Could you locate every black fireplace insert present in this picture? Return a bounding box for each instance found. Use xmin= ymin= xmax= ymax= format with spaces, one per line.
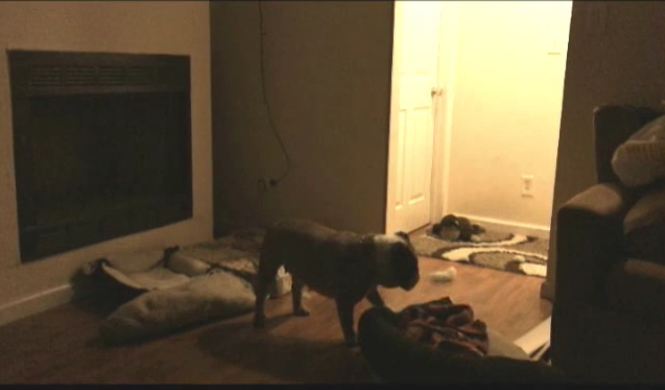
xmin=8 ymin=50 xmax=193 ymax=262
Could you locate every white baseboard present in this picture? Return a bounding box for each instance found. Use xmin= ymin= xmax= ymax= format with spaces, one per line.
xmin=452 ymin=213 xmax=550 ymax=239
xmin=0 ymin=284 xmax=74 ymax=327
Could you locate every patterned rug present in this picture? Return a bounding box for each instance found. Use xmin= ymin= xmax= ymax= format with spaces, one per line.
xmin=410 ymin=228 xmax=549 ymax=277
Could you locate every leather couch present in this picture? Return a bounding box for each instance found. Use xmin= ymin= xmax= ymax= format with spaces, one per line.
xmin=358 ymin=306 xmax=565 ymax=384
xmin=551 ymin=105 xmax=665 ymax=382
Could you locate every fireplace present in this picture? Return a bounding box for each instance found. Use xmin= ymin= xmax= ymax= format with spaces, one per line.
xmin=8 ymin=50 xmax=193 ymax=262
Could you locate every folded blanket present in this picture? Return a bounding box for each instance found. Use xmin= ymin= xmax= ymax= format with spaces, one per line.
xmin=88 ymin=230 xmax=265 ymax=294
xmin=397 ymin=297 xmax=489 ymax=358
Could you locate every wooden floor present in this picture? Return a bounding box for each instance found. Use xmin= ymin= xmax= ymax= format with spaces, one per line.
xmin=0 ymin=257 xmax=551 ymax=384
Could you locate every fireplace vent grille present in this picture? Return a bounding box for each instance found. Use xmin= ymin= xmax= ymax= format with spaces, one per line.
xmin=10 ymin=50 xmax=188 ymax=97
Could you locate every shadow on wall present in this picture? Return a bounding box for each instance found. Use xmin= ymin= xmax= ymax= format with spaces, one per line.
xmin=210 ymin=1 xmax=394 ymax=236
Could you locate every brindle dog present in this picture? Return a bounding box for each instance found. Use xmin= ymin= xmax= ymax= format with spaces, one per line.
xmin=253 ymin=219 xmax=420 ymax=346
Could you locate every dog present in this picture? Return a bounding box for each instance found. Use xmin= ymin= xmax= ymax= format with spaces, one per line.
xmin=253 ymin=219 xmax=420 ymax=346
xmin=432 ymin=214 xmax=485 ymax=241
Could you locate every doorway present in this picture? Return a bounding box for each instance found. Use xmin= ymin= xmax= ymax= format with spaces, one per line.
xmin=386 ymin=1 xmax=573 ymax=238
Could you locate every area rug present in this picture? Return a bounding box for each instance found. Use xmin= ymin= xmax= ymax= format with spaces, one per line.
xmin=410 ymin=228 xmax=549 ymax=277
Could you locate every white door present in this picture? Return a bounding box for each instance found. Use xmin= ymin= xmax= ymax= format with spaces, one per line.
xmin=386 ymin=1 xmax=441 ymax=234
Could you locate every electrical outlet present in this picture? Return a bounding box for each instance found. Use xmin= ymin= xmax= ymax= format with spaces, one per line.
xmin=257 ymin=178 xmax=268 ymax=193
xmin=521 ymin=174 xmax=534 ymax=197
xmin=257 ymin=177 xmax=278 ymax=193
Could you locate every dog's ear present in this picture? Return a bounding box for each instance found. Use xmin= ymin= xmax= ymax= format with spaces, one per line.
xmin=395 ymin=231 xmax=410 ymax=243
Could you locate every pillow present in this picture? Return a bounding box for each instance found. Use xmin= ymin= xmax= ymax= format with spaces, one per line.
xmin=100 ymin=270 xmax=255 ymax=344
xmin=165 ymin=252 xmax=212 ymax=277
xmin=612 ymin=114 xmax=665 ymax=188
xmin=101 ymin=262 xmax=192 ymax=292
xmin=102 ymin=246 xmax=178 ymax=273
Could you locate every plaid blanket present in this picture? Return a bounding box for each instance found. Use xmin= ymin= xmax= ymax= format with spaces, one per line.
xmin=397 ymin=297 xmax=489 ymax=358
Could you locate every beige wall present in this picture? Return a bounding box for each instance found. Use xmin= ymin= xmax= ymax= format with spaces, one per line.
xmin=0 ymin=1 xmax=212 ymax=321
xmin=442 ymin=1 xmax=571 ymax=231
xmin=544 ymin=1 xmax=665 ymax=299
xmin=210 ymin=1 xmax=393 ymax=234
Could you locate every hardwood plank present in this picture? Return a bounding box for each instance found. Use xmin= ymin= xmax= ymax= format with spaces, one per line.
xmin=0 ymin=257 xmax=550 ymax=384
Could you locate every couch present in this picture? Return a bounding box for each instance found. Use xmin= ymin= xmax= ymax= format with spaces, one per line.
xmin=358 ymin=306 xmax=565 ymax=383
xmin=551 ymin=105 xmax=665 ymax=382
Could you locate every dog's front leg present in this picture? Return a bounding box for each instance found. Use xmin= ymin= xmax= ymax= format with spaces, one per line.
xmin=366 ymin=287 xmax=385 ymax=307
xmin=291 ymin=277 xmax=310 ymax=316
xmin=335 ymin=298 xmax=357 ymax=347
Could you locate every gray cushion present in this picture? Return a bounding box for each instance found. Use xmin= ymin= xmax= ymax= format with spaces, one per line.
xmin=606 ymin=259 xmax=665 ymax=318
xmin=103 ymin=246 xmax=176 ymax=273
xmin=624 ymin=186 xmax=665 ymax=265
xmin=100 ymin=261 xmax=191 ymax=292
xmin=100 ymin=270 xmax=255 ymax=344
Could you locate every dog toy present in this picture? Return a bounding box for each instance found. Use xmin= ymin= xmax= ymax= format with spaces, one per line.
xmin=432 ymin=214 xmax=485 ymax=241
xmin=430 ymin=266 xmax=457 ymax=283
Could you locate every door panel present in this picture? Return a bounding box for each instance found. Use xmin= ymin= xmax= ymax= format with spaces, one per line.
xmin=387 ymin=1 xmax=440 ymax=233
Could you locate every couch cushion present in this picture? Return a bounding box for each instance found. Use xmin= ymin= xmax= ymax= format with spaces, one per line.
xmin=623 ymin=186 xmax=665 ymax=265
xmin=606 ymin=259 xmax=665 ymax=319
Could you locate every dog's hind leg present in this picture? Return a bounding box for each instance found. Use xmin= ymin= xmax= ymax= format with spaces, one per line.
xmin=291 ymin=277 xmax=310 ymax=316
xmin=253 ymin=251 xmax=281 ymax=328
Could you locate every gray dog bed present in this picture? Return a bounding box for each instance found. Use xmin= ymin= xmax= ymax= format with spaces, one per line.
xmin=84 ymin=229 xmax=289 ymax=344
xmin=100 ymin=269 xmax=255 ymax=344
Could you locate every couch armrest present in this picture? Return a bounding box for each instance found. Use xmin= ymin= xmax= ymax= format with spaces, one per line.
xmin=555 ymin=183 xmax=632 ymax=306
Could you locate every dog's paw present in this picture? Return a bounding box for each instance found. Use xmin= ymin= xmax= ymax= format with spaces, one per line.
xmin=253 ymin=315 xmax=266 ymax=328
xmin=293 ymin=307 xmax=310 ymax=317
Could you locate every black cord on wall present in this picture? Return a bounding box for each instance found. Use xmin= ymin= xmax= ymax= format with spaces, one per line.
xmin=258 ymin=2 xmax=291 ymax=187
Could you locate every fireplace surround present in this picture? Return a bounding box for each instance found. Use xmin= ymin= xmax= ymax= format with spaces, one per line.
xmin=8 ymin=50 xmax=193 ymax=262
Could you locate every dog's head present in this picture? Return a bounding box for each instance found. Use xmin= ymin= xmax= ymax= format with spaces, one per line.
xmin=374 ymin=232 xmax=419 ymax=290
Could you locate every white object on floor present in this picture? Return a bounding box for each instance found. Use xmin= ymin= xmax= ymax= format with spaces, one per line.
xmin=518 ymin=262 xmax=547 ymax=277
xmin=513 ymin=316 xmax=551 ymax=358
xmin=430 ymin=266 xmax=457 ymax=283
xmin=512 ymin=254 xmax=526 ymax=263
xmin=270 ymin=266 xmax=292 ymax=297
